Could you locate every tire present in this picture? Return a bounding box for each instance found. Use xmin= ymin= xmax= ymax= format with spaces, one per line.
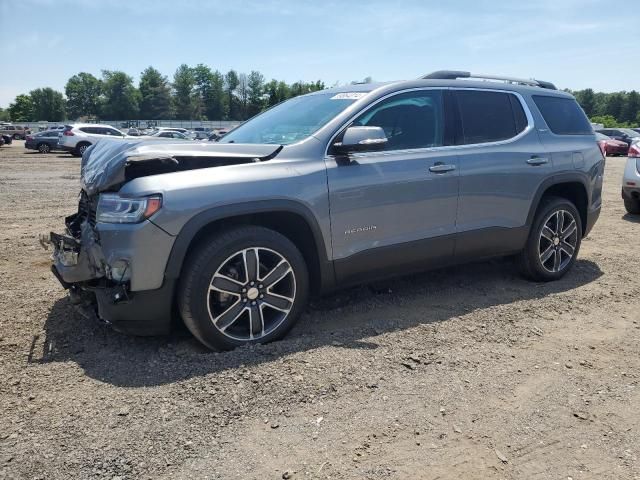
xmin=624 ymin=198 xmax=640 ymax=215
xmin=178 ymin=226 xmax=309 ymax=350
xmin=38 ymin=143 xmax=51 ymax=154
xmin=518 ymin=196 xmax=582 ymax=282
xmin=13 ymin=134 xmax=19 ymax=140
xmin=75 ymin=142 xmax=91 ymax=156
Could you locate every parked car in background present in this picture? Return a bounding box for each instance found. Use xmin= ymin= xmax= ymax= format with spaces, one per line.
xmin=596 ymin=128 xmax=640 ymax=146
xmin=127 ymin=128 xmax=142 ymax=136
xmin=57 ymin=124 xmax=127 ymax=156
xmin=0 ymin=136 xmax=4 ymax=147
xmin=595 ymin=132 xmax=628 ymax=156
xmin=25 ymin=130 xmax=63 ymax=153
xmin=208 ymin=129 xmax=229 ymax=141
xmin=188 ymin=131 xmax=209 ymax=140
xmin=631 ymin=128 xmax=640 ymax=134
xmin=0 ymin=124 xmax=30 ymax=139
xmin=1 ymin=134 xmax=13 ymax=146
xmin=622 ymin=143 xmax=640 ymax=214
xmin=145 ymin=130 xmax=191 ymax=140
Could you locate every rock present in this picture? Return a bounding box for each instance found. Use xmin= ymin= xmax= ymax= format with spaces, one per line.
xmin=573 ymin=411 xmax=589 ymax=421
xmin=495 ymin=448 xmax=508 ymax=463
xmin=565 ymin=362 xmax=573 ymax=369
xmin=117 ymin=408 xmax=130 ymax=416
xmin=453 ymin=425 xmax=462 ymax=434
xmin=271 ymin=422 xmax=280 ymax=429
xmin=282 ymin=471 xmax=293 ymax=479
xmin=401 ymin=362 xmax=415 ymax=370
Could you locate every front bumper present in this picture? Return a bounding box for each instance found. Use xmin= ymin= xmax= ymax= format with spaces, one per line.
xmin=46 ymin=203 xmax=177 ymax=335
xmin=584 ymin=204 xmax=601 ymax=237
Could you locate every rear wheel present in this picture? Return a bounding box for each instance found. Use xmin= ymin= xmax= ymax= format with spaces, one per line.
xmin=518 ymin=196 xmax=582 ymax=281
xmin=624 ymin=198 xmax=640 ymax=215
xmin=179 ymin=226 xmax=309 ymax=350
xmin=38 ymin=143 xmax=51 ymax=154
xmin=75 ymin=142 xmax=91 ymax=157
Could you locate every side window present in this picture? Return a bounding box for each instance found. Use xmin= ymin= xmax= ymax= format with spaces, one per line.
xmin=106 ymin=129 xmax=122 ymax=136
xmin=532 ymin=95 xmax=593 ymax=135
xmin=352 ymin=90 xmax=444 ymax=150
xmin=79 ymin=127 xmax=95 ymax=134
xmin=159 ymin=132 xmax=171 ymax=138
xmin=455 ymin=90 xmax=525 ymax=144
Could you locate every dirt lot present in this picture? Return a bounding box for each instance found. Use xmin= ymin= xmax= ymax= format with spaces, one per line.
xmin=0 ymin=140 xmax=638 ymax=480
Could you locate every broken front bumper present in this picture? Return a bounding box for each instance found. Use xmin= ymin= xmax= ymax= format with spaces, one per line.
xmin=45 ymin=209 xmax=177 ymax=336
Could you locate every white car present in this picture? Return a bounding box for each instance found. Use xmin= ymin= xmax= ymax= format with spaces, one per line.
xmin=58 ymin=123 xmax=127 ymax=157
xmin=143 ymin=130 xmax=191 ymax=140
xmin=622 ymin=142 xmax=640 ymax=214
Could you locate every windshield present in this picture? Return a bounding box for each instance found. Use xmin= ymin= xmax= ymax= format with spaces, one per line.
xmin=219 ymin=92 xmax=365 ymax=145
xmin=620 ymin=128 xmax=640 ymax=137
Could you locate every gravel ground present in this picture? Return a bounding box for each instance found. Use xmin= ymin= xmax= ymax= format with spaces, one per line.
xmin=0 ymin=140 xmax=638 ymax=480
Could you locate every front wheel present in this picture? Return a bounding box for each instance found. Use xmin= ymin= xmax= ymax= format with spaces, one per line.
xmin=518 ymin=196 xmax=582 ymax=281
xmin=38 ymin=143 xmax=51 ymax=154
xmin=178 ymin=226 xmax=309 ymax=350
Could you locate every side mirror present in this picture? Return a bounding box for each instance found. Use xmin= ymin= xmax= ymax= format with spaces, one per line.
xmin=332 ymin=126 xmax=387 ymax=154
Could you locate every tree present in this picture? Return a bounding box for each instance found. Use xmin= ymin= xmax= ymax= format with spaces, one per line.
xmin=605 ymin=93 xmax=625 ymax=121
xmin=101 ymin=70 xmax=140 ymax=119
xmin=8 ymin=94 xmax=34 ymax=122
xmin=29 ymin=88 xmax=66 ymax=121
xmin=247 ymin=71 xmax=266 ymax=117
xmin=237 ymin=73 xmax=249 ymax=119
xmin=264 ymin=79 xmax=290 ymax=107
xmin=224 ymin=70 xmax=240 ymax=120
xmin=622 ymin=91 xmax=640 ymax=124
xmin=192 ymin=64 xmax=225 ymax=120
xmin=173 ymin=64 xmax=197 ymax=120
xmin=0 ymin=107 xmax=9 ymax=122
xmin=139 ymin=66 xmax=173 ymax=119
xmin=65 ymin=72 xmax=102 ymax=119
xmin=574 ymin=88 xmax=595 ymax=117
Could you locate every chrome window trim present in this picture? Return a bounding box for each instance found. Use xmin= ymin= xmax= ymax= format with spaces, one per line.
xmin=324 ymin=87 xmax=535 ymax=158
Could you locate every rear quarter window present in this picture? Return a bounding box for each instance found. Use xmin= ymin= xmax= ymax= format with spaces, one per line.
xmin=533 ymin=96 xmax=593 ymax=135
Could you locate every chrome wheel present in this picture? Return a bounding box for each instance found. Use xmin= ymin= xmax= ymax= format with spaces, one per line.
xmin=78 ymin=144 xmax=88 ymax=155
xmin=538 ymin=209 xmax=578 ymax=273
xmin=39 ymin=143 xmax=50 ymax=153
xmin=207 ymin=247 xmax=296 ymax=341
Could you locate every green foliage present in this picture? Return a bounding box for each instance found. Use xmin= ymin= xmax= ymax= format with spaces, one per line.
xmin=100 ymin=70 xmax=140 ymax=120
xmin=0 ymin=107 xmax=10 ymax=122
xmin=173 ymin=64 xmax=197 ymax=120
xmin=192 ymin=64 xmax=225 ymax=121
xmin=139 ymin=67 xmax=173 ymax=119
xmin=224 ymin=70 xmax=240 ymax=120
xmin=8 ymin=94 xmax=35 ymax=122
xmin=572 ymin=88 xmax=640 ymax=127
xmin=247 ymin=71 xmax=266 ymax=117
xmin=65 ymin=72 xmax=102 ymax=120
xmin=29 ymin=88 xmax=66 ymax=121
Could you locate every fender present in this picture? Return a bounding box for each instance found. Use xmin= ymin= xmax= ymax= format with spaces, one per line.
xmin=525 ymin=171 xmax=592 ymax=228
xmin=163 ymin=199 xmax=336 ymax=292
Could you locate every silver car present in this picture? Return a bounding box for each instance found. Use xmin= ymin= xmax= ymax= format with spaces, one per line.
xmin=46 ymin=70 xmax=604 ymax=350
xmin=622 ymin=142 xmax=640 ymax=214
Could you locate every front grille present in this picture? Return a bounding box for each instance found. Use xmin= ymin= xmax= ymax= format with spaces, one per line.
xmin=78 ymin=191 xmax=97 ymax=228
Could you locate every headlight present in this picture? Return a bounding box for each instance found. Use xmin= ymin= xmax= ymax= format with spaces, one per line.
xmin=96 ymin=194 xmax=162 ymax=224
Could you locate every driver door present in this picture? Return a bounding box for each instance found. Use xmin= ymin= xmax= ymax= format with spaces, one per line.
xmin=325 ymin=89 xmax=459 ymax=285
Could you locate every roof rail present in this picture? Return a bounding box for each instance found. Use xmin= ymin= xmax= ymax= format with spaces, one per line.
xmin=421 ymin=70 xmax=557 ymax=90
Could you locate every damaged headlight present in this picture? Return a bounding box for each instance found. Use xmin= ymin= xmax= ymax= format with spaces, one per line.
xmin=96 ymin=194 xmax=162 ymax=224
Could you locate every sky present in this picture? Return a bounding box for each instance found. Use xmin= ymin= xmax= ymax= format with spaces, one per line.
xmin=1 ymin=0 xmax=639 ymax=108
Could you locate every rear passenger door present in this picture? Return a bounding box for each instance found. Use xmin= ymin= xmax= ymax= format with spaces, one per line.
xmin=453 ymin=89 xmax=550 ymax=259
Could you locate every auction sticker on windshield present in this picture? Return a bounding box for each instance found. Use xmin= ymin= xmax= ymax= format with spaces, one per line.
xmin=331 ymin=92 xmax=367 ymax=100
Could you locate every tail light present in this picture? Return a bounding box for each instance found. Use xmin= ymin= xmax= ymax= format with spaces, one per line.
xmin=63 ymin=130 xmax=74 ymax=136
xmin=628 ymin=144 xmax=640 ymax=158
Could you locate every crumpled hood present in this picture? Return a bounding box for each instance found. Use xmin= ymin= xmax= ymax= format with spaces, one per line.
xmin=80 ymin=139 xmax=282 ymax=195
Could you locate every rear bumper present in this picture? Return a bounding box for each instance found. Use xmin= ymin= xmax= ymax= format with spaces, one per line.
xmin=622 ymin=186 xmax=640 ymax=201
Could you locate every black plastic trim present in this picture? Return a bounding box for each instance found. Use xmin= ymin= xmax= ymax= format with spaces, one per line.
xmin=163 ymin=200 xmax=335 ymax=292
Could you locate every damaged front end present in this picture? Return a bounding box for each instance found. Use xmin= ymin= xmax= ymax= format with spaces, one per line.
xmin=44 ymin=191 xmax=126 ymax=323
xmin=44 ymin=137 xmax=285 ymax=335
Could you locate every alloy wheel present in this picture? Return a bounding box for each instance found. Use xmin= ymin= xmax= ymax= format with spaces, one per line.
xmin=39 ymin=144 xmax=50 ymax=153
xmin=207 ymin=247 xmax=296 ymax=341
xmin=538 ymin=209 xmax=578 ymax=273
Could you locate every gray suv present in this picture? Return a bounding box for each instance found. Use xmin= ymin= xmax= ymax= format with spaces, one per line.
xmin=47 ymin=71 xmax=604 ymax=350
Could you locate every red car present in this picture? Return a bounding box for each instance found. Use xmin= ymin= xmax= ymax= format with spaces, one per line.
xmin=595 ymin=132 xmax=629 ymax=156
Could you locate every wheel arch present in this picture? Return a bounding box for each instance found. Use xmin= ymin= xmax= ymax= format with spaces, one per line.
xmin=163 ymin=201 xmax=335 ymax=295
xmin=527 ymin=174 xmax=590 ymax=236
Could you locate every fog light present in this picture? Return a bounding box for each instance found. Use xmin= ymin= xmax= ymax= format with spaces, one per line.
xmin=110 ymin=259 xmax=131 ymax=283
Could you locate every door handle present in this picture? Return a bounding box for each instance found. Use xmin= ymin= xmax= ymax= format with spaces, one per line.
xmin=527 ymin=157 xmax=549 ymax=166
xmin=429 ymin=163 xmax=456 ymax=173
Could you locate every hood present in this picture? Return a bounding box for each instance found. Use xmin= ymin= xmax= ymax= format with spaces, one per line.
xmin=80 ymin=139 xmax=282 ymax=195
